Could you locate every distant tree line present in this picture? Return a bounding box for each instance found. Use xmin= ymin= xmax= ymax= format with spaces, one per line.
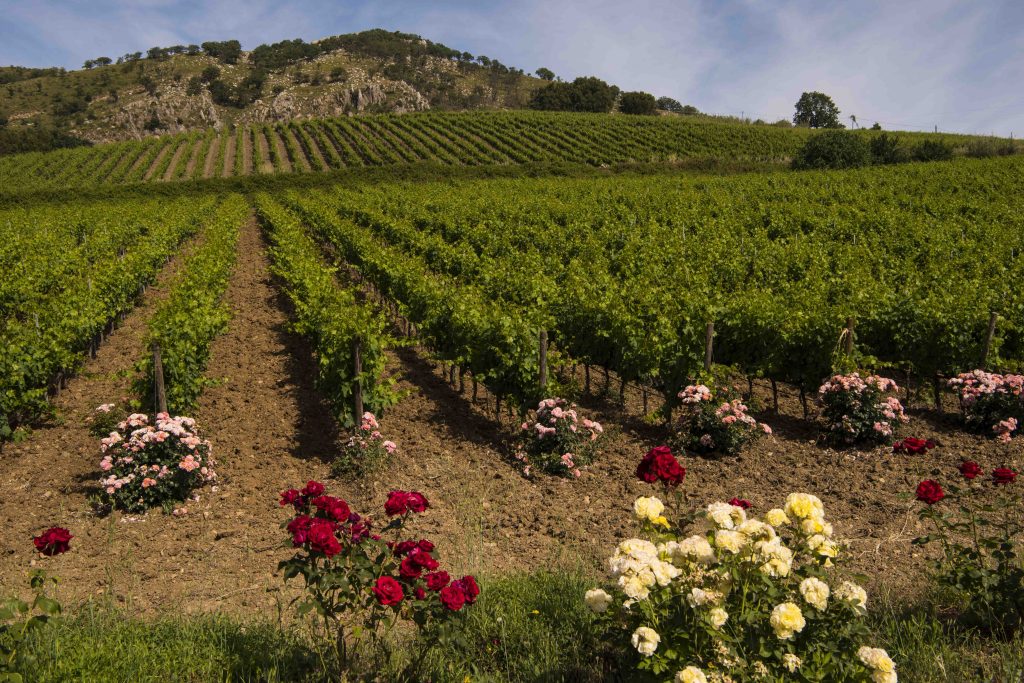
xmin=0 ymin=66 xmax=66 ymax=83
xmin=0 ymin=127 xmax=90 ymax=156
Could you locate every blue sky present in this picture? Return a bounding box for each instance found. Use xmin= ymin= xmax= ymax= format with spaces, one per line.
xmin=2 ymin=0 xmax=1023 ymax=136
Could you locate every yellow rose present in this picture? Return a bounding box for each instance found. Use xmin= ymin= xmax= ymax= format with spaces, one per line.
xmin=584 ymin=588 xmax=612 ymax=613
xmin=675 ymin=666 xmax=708 ymax=683
xmin=799 ymin=577 xmax=830 ymax=611
xmin=784 ymin=492 xmax=824 ymax=520
xmin=835 ymin=580 xmax=868 ymax=610
xmin=631 ymin=626 xmax=660 ymax=657
xmin=634 ymin=496 xmax=665 ymax=522
xmin=714 ymin=529 xmax=746 ymax=554
xmin=764 ymin=508 xmax=790 ymax=526
xmin=708 ymin=607 xmax=729 ymax=629
xmin=769 ymin=602 xmax=805 ymax=640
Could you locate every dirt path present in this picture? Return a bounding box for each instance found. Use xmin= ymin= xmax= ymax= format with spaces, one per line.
xmin=0 ymin=238 xmax=200 ymax=604
xmin=255 ymin=130 xmax=273 ymax=174
xmin=242 ymin=130 xmax=255 ymax=175
xmin=162 ymin=141 xmax=189 ymax=181
xmin=222 ymin=133 xmax=237 ymax=178
xmin=203 ymin=137 xmax=220 ymax=179
xmin=270 ymin=129 xmax=294 ymax=173
xmin=143 ymin=144 xmax=171 ymax=181
xmin=297 ymin=127 xmax=327 ymax=171
xmin=182 ymin=138 xmax=204 ymax=180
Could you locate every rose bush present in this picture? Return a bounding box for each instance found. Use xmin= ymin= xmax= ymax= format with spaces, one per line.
xmin=588 ymin=456 xmax=895 ymax=681
xmin=948 ymin=370 xmax=1024 ymax=442
xmin=913 ymin=463 xmax=1023 ymax=634
xmin=278 ymin=481 xmax=478 ymax=672
xmin=334 ymin=412 xmax=398 ymax=475
xmin=514 ymin=398 xmax=604 ymax=478
xmin=97 ymin=412 xmax=216 ymax=513
xmin=672 ymin=384 xmax=772 ymax=455
xmin=818 ymin=373 xmax=907 ymax=446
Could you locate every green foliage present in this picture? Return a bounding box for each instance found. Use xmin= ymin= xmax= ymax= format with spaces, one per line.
xmin=793 ymin=129 xmax=871 ymax=169
xmin=869 ymin=132 xmax=908 ymax=165
xmin=199 ymin=65 xmax=220 ymax=83
xmin=529 ymin=77 xmax=620 ymax=113
xmin=793 ymin=91 xmax=843 ymax=128
xmin=200 ymin=40 xmax=242 ymax=64
xmin=0 ymin=127 xmax=90 ymax=156
xmin=913 ymin=139 xmax=954 ymax=162
xmin=656 ymin=96 xmax=684 ymax=113
xmin=185 ymin=76 xmax=202 ymax=96
xmin=1 ymin=572 xmax=62 ymax=682
xmin=134 ymin=195 xmax=246 ymax=413
xmin=619 ymin=91 xmax=657 ymax=115
xmin=534 ymin=67 xmax=555 ymax=81
xmin=257 ymin=195 xmax=398 ymax=427
xmin=251 ymin=38 xmax=320 ymax=70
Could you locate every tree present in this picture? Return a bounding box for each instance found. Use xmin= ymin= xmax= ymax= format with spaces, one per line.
xmin=529 ymin=76 xmax=619 ymax=113
xmin=792 ymin=130 xmax=870 ymax=170
xmin=869 ymin=133 xmax=908 ymax=165
xmin=619 ymin=91 xmax=657 ymax=115
xmin=95 ymin=57 xmax=112 ymax=66
xmin=656 ymin=96 xmax=684 ymax=113
xmin=912 ymin=140 xmax=953 ymax=162
xmin=793 ymin=91 xmax=842 ymax=128
xmin=83 ymin=60 xmax=95 ymax=70
xmin=185 ymin=76 xmax=203 ymax=96
xmin=680 ymin=104 xmax=700 ymax=115
xmin=870 ymin=122 xmax=882 ymax=130
xmin=535 ymin=67 xmax=555 ymax=81
xmin=201 ymin=40 xmax=242 ymax=64
xmin=200 ymin=65 xmax=221 ymax=83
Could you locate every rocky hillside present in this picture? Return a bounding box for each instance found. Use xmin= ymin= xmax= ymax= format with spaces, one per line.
xmin=0 ymin=30 xmax=544 ymax=145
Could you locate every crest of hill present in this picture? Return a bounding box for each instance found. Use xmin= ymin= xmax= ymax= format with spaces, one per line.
xmin=0 ymin=29 xmax=544 ymax=148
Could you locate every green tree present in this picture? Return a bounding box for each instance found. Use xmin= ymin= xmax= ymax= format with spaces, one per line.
xmin=912 ymin=140 xmax=953 ymax=162
xmin=535 ymin=67 xmax=556 ymax=81
xmin=656 ymin=96 xmax=684 ymax=113
xmin=185 ymin=76 xmax=203 ymax=96
xmin=792 ymin=130 xmax=870 ymax=169
xmin=793 ymin=91 xmax=843 ymax=128
xmin=680 ymin=104 xmax=700 ymax=115
xmin=869 ymin=133 xmax=908 ymax=164
xmin=201 ymin=40 xmax=242 ymax=64
xmin=619 ymin=91 xmax=657 ymax=115
xmin=200 ymin=65 xmax=221 ymax=83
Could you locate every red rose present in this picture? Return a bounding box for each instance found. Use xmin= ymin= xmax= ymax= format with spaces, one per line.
xmin=301 ymin=481 xmax=325 ymax=497
xmin=636 ymin=446 xmax=685 ymax=486
xmin=279 ymin=489 xmax=302 ymax=507
xmin=425 ymin=571 xmax=450 ymax=591
xmin=959 ymin=461 xmax=982 ymax=480
xmin=33 ymin=527 xmax=72 ymax=556
xmin=414 ymin=587 xmax=427 ymax=600
xmin=373 ymin=576 xmax=404 ymax=606
xmin=915 ymin=480 xmax=945 ymax=505
xmin=400 ymin=556 xmax=423 ymax=580
xmin=439 ymin=584 xmax=466 ymax=611
xmin=893 ymin=437 xmax=936 ymax=455
xmin=454 ymin=575 xmax=480 ymax=604
xmin=286 ymin=515 xmax=312 ymax=546
xmin=992 ymin=467 xmax=1018 ymax=484
xmin=385 ymin=491 xmax=410 ymax=516
xmin=393 ymin=540 xmax=418 ymax=556
xmin=728 ymin=497 xmax=752 ymax=510
xmin=406 ymin=491 xmax=429 ymax=513
xmin=307 ymin=519 xmax=341 ymax=556
xmin=409 ymin=548 xmax=439 ymax=570
xmin=311 ymin=495 xmax=351 ymax=522
xmin=417 ymin=539 xmax=435 ymax=552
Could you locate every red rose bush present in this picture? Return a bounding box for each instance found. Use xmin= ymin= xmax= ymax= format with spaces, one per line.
xmin=589 ymin=453 xmax=895 ymax=681
xmin=334 ymin=411 xmax=398 ymax=474
xmin=514 ymin=398 xmax=604 ymax=478
xmin=673 ymin=383 xmax=772 ymax=455
xmin=818 ymin=373 xmax=907 ymax=446
xmin=98 ymin=412 xmax=216 ymax=512
xmin=913 ymin=463 xmax=1023 ymax=634
xmin=948 ymin=370 xmax=1024 ymax=442
xmin=278 ymin=481 xmax=478 ymax=670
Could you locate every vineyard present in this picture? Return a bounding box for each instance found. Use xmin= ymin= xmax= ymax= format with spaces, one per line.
xmin=0 ymin=110 xmax=1008 ymax=195
xmin=1 ymin=135 xmax=1022 ymax=681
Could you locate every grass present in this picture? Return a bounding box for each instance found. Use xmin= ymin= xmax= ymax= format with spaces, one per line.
xmin=11 ymin=572 xmax=1024 ymax=682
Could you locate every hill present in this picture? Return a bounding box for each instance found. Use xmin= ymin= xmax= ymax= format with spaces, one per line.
xmin=0 ymin=29 xmax=542 ymax=147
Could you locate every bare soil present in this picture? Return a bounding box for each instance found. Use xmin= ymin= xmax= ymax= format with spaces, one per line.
xmin=202 ymin=137 xmax=220 ymax=179
xmin=1 ymin=220 xmax=1020 ymax=617
xmin=141 ymin=145 xmax=170 ymax=181
xmin=256 ymin=130 xmax=273 ymax=174
xmin=161 ymin=142 xmax=189 ymax=182
xmin=271 ymin=130 xmax=294 ymax=173
xmin=182 ymin=138 xmax=204 ymax=180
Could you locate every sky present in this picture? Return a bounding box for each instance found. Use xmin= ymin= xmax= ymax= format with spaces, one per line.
xmin=2 ymin=0 xmax=1023 ymax=136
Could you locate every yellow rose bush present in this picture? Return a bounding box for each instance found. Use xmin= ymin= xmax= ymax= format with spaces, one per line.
xmin=587 ymin=483 xmax=896 ymax=681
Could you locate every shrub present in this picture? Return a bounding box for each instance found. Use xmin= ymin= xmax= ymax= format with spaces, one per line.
xmin=334 ymin=411 xmax=397 ymax=475
xmin=513 ymin=398 xmax=604 ymax=478
xmin=912 ymin=140 xmax=953 ymax=162
xmin=948 ymin=370 xmax=1024 ymax=442
xmin=818 ymin=373 xmax=907 ymax=445
xmin=619 ymin=91 xmax=657 ymax=115
xmin=278 ymin=483 xmax=478 ymax=675
xmin=793 ymin=130 xmax=871 ymax=170
xmin=97 ymin=413 xmax=217 ymax=513
xmin=869 ymin=133 xmax=909 ymax=165
xmin=672 ymin=383 xmax=772 ymax=455
xmin=87 ymin=402 xmax=127 ymax=438
xmin=587 ymin=481 xmax=895 ymax=681
xmin=913 ymin=464 xmax=1022 ymax=634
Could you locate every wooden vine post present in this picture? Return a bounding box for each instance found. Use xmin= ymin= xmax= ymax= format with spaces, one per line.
xmin=704 ymin=322 xmax=715 ymax=372
xmin=352 ymin=336 xmax=364 ymax=422
xmin=538 ymin=330 xmax=549 ymax=392
xmin=980 ymin=312 xmax=998 ymax=370
xmin=152 ymin=343 xmax=168 ymax=415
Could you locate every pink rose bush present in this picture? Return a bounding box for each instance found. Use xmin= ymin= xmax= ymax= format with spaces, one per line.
xmin=98 ymin=412 xmax=216 ymax=512
xmin=335 ymin=412 xmax=399 ymax=474
xmin=673 ymin=384 xmax=772 ymax=455
xmin=513 ymin=398 xmax=604 ymax=478
xmin=948 ymin=370 xmax=1024 ymax=443
xmin=278 ymin=481 xmax=477 ymax=671
xmin=87 ymin=401 xmax=127 ymax=437
xmin=818 ymin=373 xmax=907 ymax=446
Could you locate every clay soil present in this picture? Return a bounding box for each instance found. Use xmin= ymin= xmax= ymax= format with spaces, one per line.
xmin=1 ymin=219 xmax=1021 ymax=617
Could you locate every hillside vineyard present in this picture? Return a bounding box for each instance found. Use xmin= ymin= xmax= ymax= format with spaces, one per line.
xmin=0 ymin=111 xmax=996 ymax=194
